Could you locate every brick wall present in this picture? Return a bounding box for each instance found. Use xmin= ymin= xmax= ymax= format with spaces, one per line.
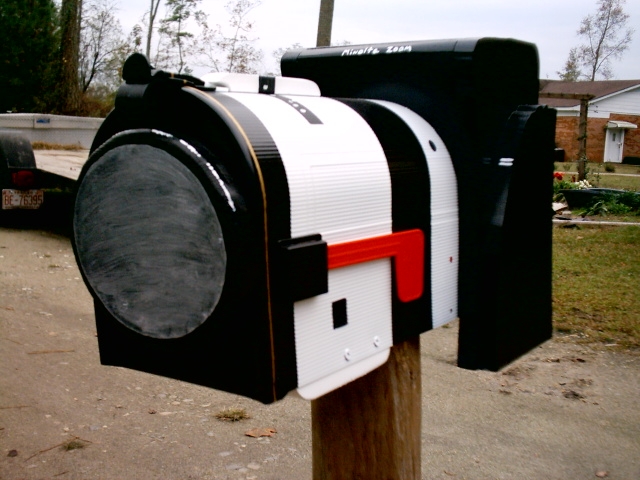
xmin=554 ymin=117 xmax=578 ymax=161
xmin=587 ymin=118 xmax=607 ymax=162
xmin=554 ymin=114 xmax=640 ymax=162
xmin=610 ymin=114 xmax=640 ymax=160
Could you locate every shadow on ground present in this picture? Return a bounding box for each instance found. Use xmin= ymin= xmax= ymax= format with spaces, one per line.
xmin=1 ymin=189 xmax=75 ymax=237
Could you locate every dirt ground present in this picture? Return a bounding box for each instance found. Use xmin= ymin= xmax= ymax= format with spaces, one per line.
xmin=1 ymin=218 xmax=639 ymax=480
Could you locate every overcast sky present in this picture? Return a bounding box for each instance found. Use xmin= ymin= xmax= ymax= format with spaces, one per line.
xmin=116 ymin=0 xmax=640 ymax=80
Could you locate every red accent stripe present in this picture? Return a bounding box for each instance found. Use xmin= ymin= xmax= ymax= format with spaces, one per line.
xmin=327 ymin=229 xmax=424 ymax=303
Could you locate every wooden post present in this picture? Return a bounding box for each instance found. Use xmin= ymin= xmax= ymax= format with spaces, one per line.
xmin=316 ymin=0 xmax=335 ymax=47
xmin=539 ymin=92 xmax=594 ymax=181
xmin=577 ymin=98 xmax=589 ymax=181
xmin=311 ymin=337 xmax=421 ymax=479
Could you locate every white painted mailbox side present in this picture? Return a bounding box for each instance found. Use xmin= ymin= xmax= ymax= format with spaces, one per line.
xmin=225 ymin=88 xmax=459 ymax=399
xmin=227 ymin=92 xmax=394 ymax=399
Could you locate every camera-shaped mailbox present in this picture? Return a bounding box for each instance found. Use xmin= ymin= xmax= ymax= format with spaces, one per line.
xmin=72 ymin=37 xmax=556 ymax=404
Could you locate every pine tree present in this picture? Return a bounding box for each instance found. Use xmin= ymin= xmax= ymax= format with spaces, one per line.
xmin=0 ymin=0 xmax=58 ymax=112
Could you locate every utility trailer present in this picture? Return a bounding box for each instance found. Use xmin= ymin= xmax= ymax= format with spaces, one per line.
xmin=0 ymin=132 xmax=87 ymax=226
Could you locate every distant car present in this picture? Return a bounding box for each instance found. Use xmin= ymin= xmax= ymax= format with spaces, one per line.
xmin=0 ymin=132 xmax=44 ymax=211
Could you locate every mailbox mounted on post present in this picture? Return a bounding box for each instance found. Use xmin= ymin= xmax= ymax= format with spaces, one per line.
xmin=72 ymin=37 xmax=556 ymax=404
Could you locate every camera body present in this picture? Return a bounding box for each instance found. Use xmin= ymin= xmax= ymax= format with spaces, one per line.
xmin=72 ymin=38 xmax=555 ymax=404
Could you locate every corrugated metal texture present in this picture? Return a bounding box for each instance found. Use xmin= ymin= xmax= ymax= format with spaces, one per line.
xmin=373 ymin=101 xmax=458 ymax=329
xmin=294 ymin=259 xmax=393 ymax=390
xmin=429 ymin=218 xmax=458 ymax=327
xmin=226 ymin=93 xmax=392 ymax=242
xmin=426 ymin=145 xmax=458 ymax=328
xmin=306 ymin=162 xmax=391 ymax=243
xmin=226 ymin=92 xmax=394 ymax=397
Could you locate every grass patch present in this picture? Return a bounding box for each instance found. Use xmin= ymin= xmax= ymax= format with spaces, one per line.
xmin=555 ymin=162 xmax=640 ymax=176
xmin=554 ymin=162 xmax=640 ymax=191
xmin=591 ymin=175 xmax=640 ymax=191
xmin=214 ymin=407 xmax=250 ymax=422
xmin=31 ymin=141 xmax=84 ymax=151
xmin=553 ymin=225 xmax=640 ymax=350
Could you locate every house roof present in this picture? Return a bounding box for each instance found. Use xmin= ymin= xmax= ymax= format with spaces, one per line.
xmin=539 ymin=79 xmax=640 ymax=107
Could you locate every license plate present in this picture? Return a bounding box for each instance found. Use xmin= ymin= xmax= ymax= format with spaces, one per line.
xmin=2 ymin=189 xmax=44 ymax=210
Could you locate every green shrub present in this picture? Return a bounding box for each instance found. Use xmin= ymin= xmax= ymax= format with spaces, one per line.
xmin=604 ymin=163 xmax=616 ymax=173
xmin=607 ymin=203 xmax=633 ymax=215
xmin=583 ymin=199 xmax=609 ymax=216
xmin=577 ymin=191 xmax=640 ymax=216
xmin=618 ymin=191 xmax=640 ymax=210
xmin=553 ymin=179 xmax=575 ymax=198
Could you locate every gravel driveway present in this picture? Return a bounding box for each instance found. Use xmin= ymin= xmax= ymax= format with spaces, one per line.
xmin=1 ymin=225 xmax=639 ymax=480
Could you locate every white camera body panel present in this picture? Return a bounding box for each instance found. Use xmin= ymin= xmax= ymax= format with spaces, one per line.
xmin=372 ymin=100 xmax=459 ymax=329
xmin=226 ymin=92 xmax=394 ymax=398
xmin=224 ymin=90 xmax=457 ymax=399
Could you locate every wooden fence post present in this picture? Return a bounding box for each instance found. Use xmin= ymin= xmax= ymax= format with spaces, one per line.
xmin=311 ymin=337 xmax=421 ymax=479
xmin=539 ymin=92 xmax=594 ymax=181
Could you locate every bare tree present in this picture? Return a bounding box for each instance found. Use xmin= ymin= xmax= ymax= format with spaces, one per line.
xmin=196 ymin=0 xmax=263 ymax=74
xmin=559 ymin=0 xmax=634 ymax=81
xmin=145 ymin=23 xmax=174 ymax=69
xmin=128 ymin=1 xmax=161 ymax=62
xmin=79 ymin=0 xmax=127 ymax=92
xmin=146 ymin=0 xmax=163 ymax=60
xmin=196 ymin=23 xmax=224 ymax=72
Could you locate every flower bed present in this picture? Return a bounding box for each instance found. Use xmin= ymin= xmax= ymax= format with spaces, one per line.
xmin=553 ymin=171 xmax=640 ymax=215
